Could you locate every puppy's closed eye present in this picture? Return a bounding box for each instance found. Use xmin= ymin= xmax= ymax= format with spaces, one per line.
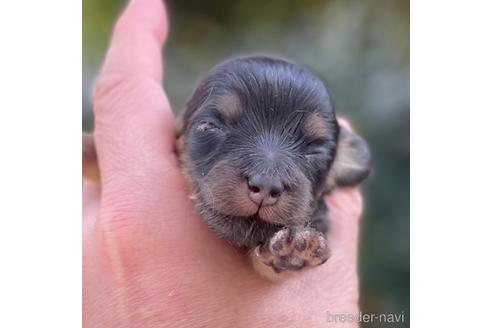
xmin=305 ymin=138 xmax=330 ymax=156
xmin=196 ymin=121 xmax=221 ymax=132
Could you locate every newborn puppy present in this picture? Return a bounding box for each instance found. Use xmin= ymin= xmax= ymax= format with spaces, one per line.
xmin=176 ymin=56 xmax=371 ymax=280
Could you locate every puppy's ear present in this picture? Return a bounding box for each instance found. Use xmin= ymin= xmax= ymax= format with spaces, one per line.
xmin=325 ymin=126 xmax=371 ymax=192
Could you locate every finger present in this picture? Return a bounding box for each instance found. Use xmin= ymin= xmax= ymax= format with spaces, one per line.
xmin=325 ymin=187 xmax=363 ymax=246
xmin=321 ymin=187 xmax=362 ymax=294
xmin=337 ymin=116 xmax=353 ymax=132
xmin=92 ymin=0 xmax=177 ymax=195
xmin=101 ymin=0 xmax=168 ymax=81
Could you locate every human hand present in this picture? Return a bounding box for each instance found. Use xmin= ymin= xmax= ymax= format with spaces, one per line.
xmin=83 ymin=1 xmax=363 ymax=327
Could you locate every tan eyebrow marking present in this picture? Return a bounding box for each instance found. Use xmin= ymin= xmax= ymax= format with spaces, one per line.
xmin=304 ymin=113 xmax=329 ymax=139
xmin=217 ymin=94 xmax=241 ymax=120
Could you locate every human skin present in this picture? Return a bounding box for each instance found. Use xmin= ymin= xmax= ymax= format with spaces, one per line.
xmin=82 ymin=0 xmax=363 ymax=327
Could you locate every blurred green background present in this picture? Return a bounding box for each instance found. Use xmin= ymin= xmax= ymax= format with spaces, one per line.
xmin=83 ymin=0 xmax=409 ymax=325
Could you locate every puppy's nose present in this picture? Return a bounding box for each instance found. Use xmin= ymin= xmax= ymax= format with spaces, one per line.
xmin=247 ymin=175 xmax=284 ymax=206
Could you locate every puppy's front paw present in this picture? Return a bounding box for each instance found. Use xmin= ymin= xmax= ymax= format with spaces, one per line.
xmin=253 ymin=227 xmax=330 ymax=275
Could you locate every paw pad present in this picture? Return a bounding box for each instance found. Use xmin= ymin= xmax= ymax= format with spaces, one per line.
xmin=259 ymin=227 xmax=330 ymax=273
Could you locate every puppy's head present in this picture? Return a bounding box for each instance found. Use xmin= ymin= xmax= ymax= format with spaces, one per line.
xmin=178 ymin=56 xmax=339 ymax=226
